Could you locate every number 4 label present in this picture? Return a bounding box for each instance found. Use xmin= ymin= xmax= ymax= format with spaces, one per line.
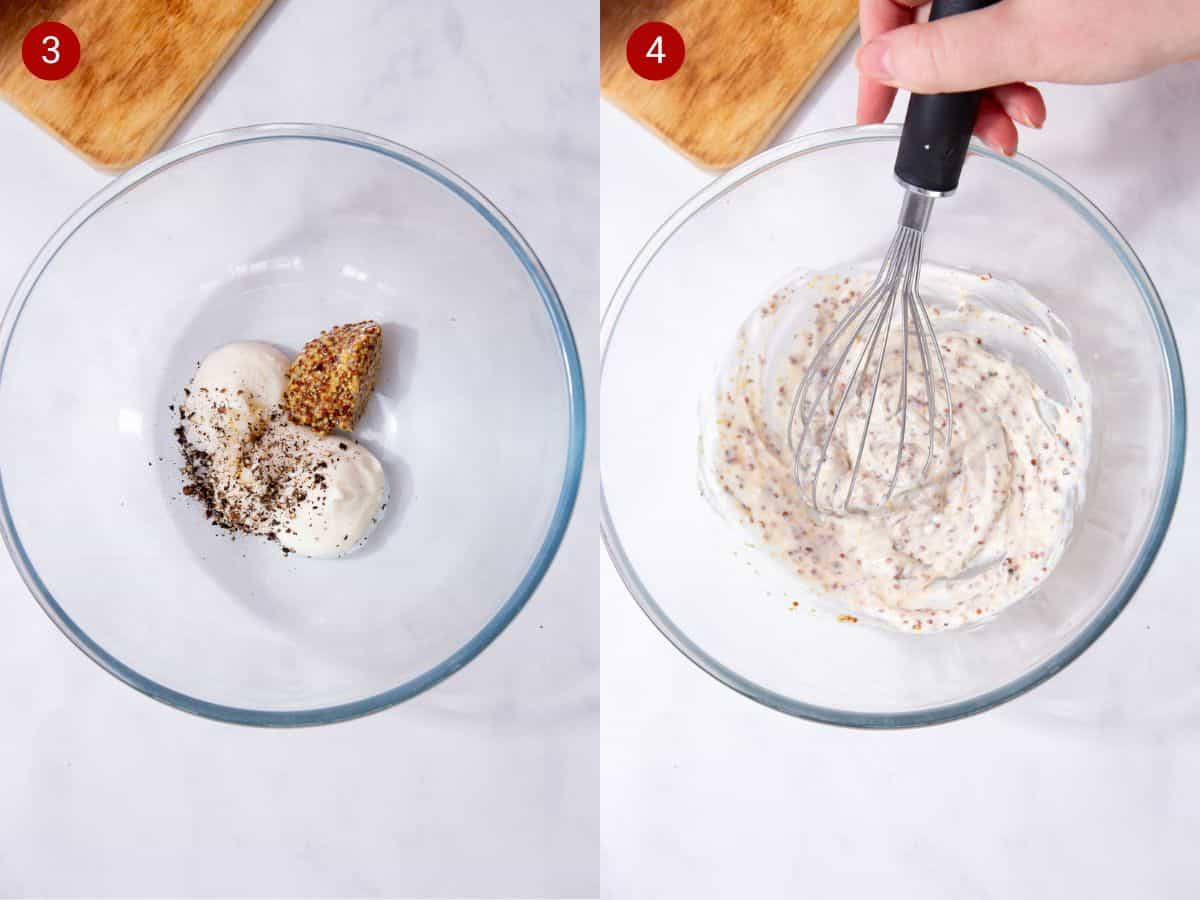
xmin=646 ymin=35 xmax=665 ymax=64
xmin=627 ymin=22 xmax=685 ymax=81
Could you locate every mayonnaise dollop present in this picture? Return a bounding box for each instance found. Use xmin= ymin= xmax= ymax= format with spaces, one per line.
xmin=179 ymin=342 xmax=387 ymax=558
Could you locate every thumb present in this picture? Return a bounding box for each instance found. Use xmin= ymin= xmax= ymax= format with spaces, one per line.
xmin=856 ymin=2 xmax=1036 ymax=94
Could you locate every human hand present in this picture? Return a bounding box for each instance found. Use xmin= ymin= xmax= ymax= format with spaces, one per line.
xmin=856 ymin=0 xmax=1200 ymax=155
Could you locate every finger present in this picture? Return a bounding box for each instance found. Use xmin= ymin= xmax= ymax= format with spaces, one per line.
xmin=972 ymin=95 xmax=1019 ymax=156
xmin=859 ymin=0 xmax=921 ymax=45
xmin=857 ymin=77 xmax=898 ymax=124
xmin=988 ymin=82 xmax=1046 ymax=129
xmin=857 ymin=2 xmax=1041 ymax=94
xmin=856 ymin=0 xmax=921 ymax=123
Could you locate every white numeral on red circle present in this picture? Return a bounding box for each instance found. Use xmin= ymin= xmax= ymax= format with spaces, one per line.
xmin=41 ymin=34 xmax=60 ymax=64
xmin=646 ymin=34 xmax=665 ymax=63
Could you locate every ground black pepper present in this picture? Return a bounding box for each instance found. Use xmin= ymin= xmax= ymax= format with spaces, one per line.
xmin=175 ymin=385 xmax=348 ymax=554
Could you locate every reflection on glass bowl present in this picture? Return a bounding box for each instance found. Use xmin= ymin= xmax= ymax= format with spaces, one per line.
xmin=0 ymin=124 xmax=585 ymax=726
xmin=601 ymin=125 xmax=1184 ymax=728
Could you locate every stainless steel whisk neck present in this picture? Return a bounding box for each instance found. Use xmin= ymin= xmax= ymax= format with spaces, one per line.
xmin=897 ymin=188 xmax=935 ymax=233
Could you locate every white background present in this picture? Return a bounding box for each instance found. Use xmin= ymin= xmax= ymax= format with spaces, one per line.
xmin=0 ymin=2 xmax=597 ymax=897
xmin=602 ymin=39 xmax=1200 ymax=900
xmin=5 ymin=4 xmax=1200 ymax=898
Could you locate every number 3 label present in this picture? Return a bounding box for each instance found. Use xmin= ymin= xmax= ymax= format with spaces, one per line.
xmin=42 ymin=35 xmax=61 ymax=65
xmin=627 ymin=22 xmax=685 ymax=81
xmin=22 ymin=22 xmax=80 ymax=81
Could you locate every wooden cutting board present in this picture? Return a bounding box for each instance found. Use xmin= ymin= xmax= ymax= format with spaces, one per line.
xmin=0 ymin=0 xmax=274 ymax=170
xmin=601 ymin=0 xmax=859 ymax=169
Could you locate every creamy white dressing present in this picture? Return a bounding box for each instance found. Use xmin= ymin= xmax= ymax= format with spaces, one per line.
xmin=181 ymin=341 xmax=387 ymax=558
xmin=701 ymin=265 xmax=1091 ymax=632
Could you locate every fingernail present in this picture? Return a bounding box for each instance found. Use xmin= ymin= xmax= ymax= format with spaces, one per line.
xmin=982 ymin=135 xmax=1011 ymax=156
xmin=1014 ymin=109 xmax=1044 ymax=129
xmin=856 ymin=40 xmax=893 ymax=84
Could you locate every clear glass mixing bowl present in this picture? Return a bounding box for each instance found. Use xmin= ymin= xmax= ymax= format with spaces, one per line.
xmin=601 ymin=125 xmax=1185 ymax=727
xmin=0 ymin=124 xmax=585 ymax=726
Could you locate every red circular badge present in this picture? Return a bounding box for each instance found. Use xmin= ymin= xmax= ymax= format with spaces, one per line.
xmin=626 ymin=22 xmax=685 ymax=81
xmin=22 ymin=22 xmax=81 ymax=81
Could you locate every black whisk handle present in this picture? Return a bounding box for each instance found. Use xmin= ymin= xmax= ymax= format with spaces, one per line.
xmin=893 ymin=0 xmax=1002 ymax=196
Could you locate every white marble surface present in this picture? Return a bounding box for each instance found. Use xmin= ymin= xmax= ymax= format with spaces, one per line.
xmin=601 ymin=43 xmax=1200 ymax=900
xmin=0 ymin=2 xmax=597 ymax=897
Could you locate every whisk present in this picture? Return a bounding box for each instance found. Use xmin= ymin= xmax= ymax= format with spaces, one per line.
xmin=787 ymin=0 xmax=998 ymax=514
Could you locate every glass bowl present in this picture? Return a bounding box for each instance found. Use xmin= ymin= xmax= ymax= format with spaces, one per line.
xmin=601 ymin=125 xmax=1185 ymax=728
xmin=0 ymin=124 xmax=585 ymax=726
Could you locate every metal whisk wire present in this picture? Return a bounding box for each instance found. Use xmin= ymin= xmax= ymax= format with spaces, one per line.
xmin=781 ymin=0 xmax=999 ymax=514
xmin=786 ymin=190 xmax=953 ymax=515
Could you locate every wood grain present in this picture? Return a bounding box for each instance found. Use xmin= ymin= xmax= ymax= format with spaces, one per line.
xmin=0 ymin=0 xmax=273 ymax=170
xmin=601 ymin=0 xmax=858 ymax=169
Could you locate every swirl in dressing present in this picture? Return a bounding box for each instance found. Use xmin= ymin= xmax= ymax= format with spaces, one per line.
xmin=701 ymin=266 xmax=1091 ymax=632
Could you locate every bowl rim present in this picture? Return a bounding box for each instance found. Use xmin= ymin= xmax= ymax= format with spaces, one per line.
xmin=0 ymin=122 xmax=587 ymax=727
xmin=600 ymin=123 xmax=1187 ymax=729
